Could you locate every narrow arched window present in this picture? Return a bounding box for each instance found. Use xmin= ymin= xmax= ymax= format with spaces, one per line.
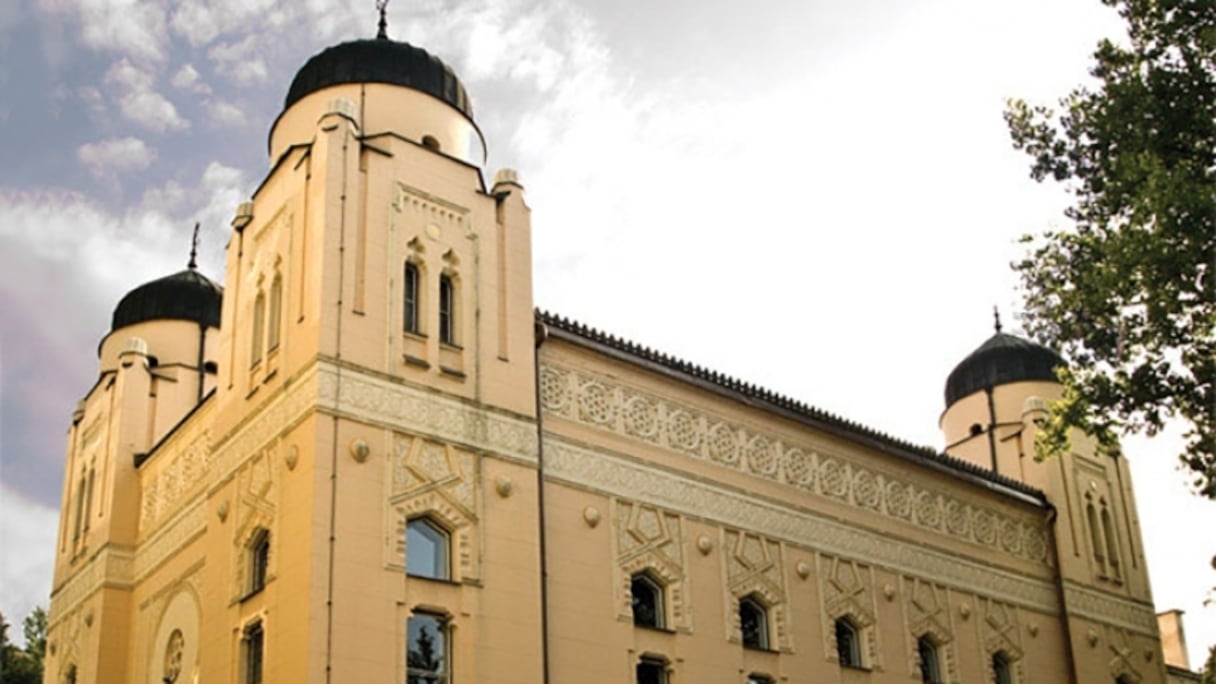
xmin=636 ymin=656 xmax=667 ymax=684
xmin=242 ymin=620 xmax=264 ymax=684
xmin=918 ymin=635 xmax=941 ymax=684
xmin=407 ymin=612 xmax=448 ymax=683
xmin=631 ymin=572 xmax=665 ymax=629
xmin=438 ymin=274 xmax=455 ymax=345
xmin=835 ymin=617 xmax=862 ymax=668
xmin=248 ymin=528 xmax=270 ymax=594
xmin=1101 ymin=506 xmax=1121 ymax=577
xmin=1085 ymin=499 xmax=1105 ymax=568
xmin=407 ymin=518 xmax=450 ymax=580
xmin=404 ymin=262 xmax=420 ymax=334
xmin=267 ymin=275 xmax=282 ymax=352
xmin=992 ymin=651 xmax=1013 ymax=684
xmin=72 ymin=474 xmax=86 ymax=541
xmin=251 ymin=291 xmax=266 ymax=366
xmin=739 ymin=596 xmax=769 ymax=650
xmin=82 ymin=468 xmax=94 ymax=532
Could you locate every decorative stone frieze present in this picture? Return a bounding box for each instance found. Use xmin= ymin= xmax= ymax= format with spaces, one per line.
xmin=1063 ymin=582 xmax=1160 ymax=637
xmin=539 ymin=363 xmax=1048 ymax=564
xmin=613 ymin=500 xmax=691 ymax=631
xmin=140 ymin=430 xmax=212 ymax=538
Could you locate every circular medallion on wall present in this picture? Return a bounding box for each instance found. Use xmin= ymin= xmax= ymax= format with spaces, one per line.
xmin=163 ymin=629 xmax=184 ymax=683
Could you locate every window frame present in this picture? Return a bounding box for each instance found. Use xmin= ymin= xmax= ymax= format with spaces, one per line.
xmin=992 ymin=650 xmax=1013 ymax=684
xmin=404 ymin=262 xmax=421 ymax=334
xmin=630 ymin=572 xmax=666 ymax=630
xmin=251 ymin=291 xmax=266 ymax=367
xmin=406 ymin=611 xmax=449 ymax=684
xmin=242 ymin=620 xmax=264 ymax=684
xmin=438 ymin=274 xmax=455 ymax=346
xmin=406 ymin=517 xmax=451 ymax=581
xmin=835 ymin=616 xmax=864 ymax=669
xmin=738 ymin=595 xmax=770 ymax=651
xmin=267 ymin=275 xmax=283 ymax=352
xmin=247 ymin=528 xmax=271 ymax=596
xmin=635 ymin=656 xmax=668 ymax=684
xmin=917 ymin=634 xmax=942 ymax=684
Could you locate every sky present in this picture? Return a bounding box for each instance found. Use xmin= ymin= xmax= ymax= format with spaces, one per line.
xmin=0 ymin=0 xmax=1212 ymax=664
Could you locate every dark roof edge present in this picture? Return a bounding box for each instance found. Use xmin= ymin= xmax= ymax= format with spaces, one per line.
xmin=134 ymin=388 xmax=217 ymax=469
xmin=537 ymin=310 xmax=1047 ymax=507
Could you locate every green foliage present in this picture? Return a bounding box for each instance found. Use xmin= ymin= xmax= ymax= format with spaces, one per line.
xmin=0 ymin=608 xmax=44 ymax=684
xmin=1006 ymin=0 xmax=1216 ymax=496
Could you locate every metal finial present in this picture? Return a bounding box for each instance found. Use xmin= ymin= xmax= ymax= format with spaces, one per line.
xmin=376 ymin=0 xmax=389 ymax=39
xmin=993 ymin=305 xmax=1003 ymax=334
xmin=188 ymin=222 xmax=200 ymax=269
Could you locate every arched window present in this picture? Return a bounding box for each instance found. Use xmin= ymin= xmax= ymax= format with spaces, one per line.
xmin=631 ymin=572 xmax=665 ymax=629
xmin=267 ymin=275 xmax=282 ymax=352
xmin=636 ymin=656 xmax=667 ymax=684
xmin=407 ymin=612 xmax=448 ymax=683
xmin=407 ymin=518 xmax=450 ymax=580
xmin=82 ymin=468 xmax=94 ymax=532
xmin=404 ymin=262 xmax=420 ymax=334
xmin=72 ymin=473 xmax=86 ymax=541
xmin=1085 ymin=499 xmax=1106 ymax=569
xmin=242 ymin=620 xmax=264 ymax=684
xmin=739 ymin=595 xmax=769 ymax=650
xmin=1101 ymin=507 xmax=1121 ymax=577
xmin=248 ymin=528 xmax=270 ymax=595
xmin=917 ymin=634 xmax=941 ymax=684
xmin=438 ymin=274 xmax=455 ymax=345
xmin=992 ymin=651 xmax=1013 ymax=684
xmin=251 ymin=291 xmax=266 ymax=367
xmin=835 ymin=617 xmax=863 ymax=668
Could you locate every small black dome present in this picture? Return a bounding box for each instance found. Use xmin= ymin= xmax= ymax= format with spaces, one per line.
xmin=111 ymin=269 xmax=223 ymax=332
xmin=284 ymin=38 xmax=473 ymax=121
xmin=944 ymin=333 xmax=1065 ymax=408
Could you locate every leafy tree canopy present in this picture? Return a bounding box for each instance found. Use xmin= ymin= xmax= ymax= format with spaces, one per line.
xmin=1005 ymin=0 xmax=1216 ymax=495
xmin=0 ymin=608 xmax=44 ymax=684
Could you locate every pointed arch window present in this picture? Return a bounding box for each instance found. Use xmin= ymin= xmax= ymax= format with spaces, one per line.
xmin=631 ymin=572 xmax=665 ymax=629
xmin=1085 ymin=497 xmax=1106 ymax=570
xmin=407 ymin=612 xmax=449 ymax=684
xmin=1101 ymin=506 xmax=1121 ymax=577
xmin=242 ymin=620 xmax=264 ymax=684
xmin=247 ymin=528 xmax=271 ymax=595
xmin=82 ymin=468 xmax=94 ymax=532
xmin=406 ymin=518 xmax=450 ymax=580
xmin=251 ymin=291 xmax=266 ymax=367
xmin=918 ymin=635 xmax=942 ymax=684
xmin=835 ymin=617 xmax=863 ymax=668
xmin=992 ymin=651 xmax=1013 ymax=684
xmin=267 ymin=275 xmax=282 ymax=352
xmin=438 ymin=274 xmax=456 ymax=345
xmin=739 ymin=595 xmax=769 ymax=650
xmin=404 ymin=262 xmax=421 ymax=334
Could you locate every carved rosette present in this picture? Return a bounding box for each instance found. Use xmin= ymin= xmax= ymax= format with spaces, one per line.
xmin=723 ymin=529 xmax=791 ymax=651
xmin=612 ymin=500 xmax=691 ymax=631
xmin=820 ymin=555 xmax=880 ymax=668
xmin=388 ymin=433 xmax=479 ymax=580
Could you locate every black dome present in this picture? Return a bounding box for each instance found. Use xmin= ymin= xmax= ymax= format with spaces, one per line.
xmin=944 ymin=333 xmax=1065 ymax=408
xmin=111 ymin=269 xmax=223 ymax=332
xmin=284 ymin=38 xmax=473 ymax=120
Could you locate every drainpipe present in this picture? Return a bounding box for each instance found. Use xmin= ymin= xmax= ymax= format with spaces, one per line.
xmin=1046 ymin=505 xmax=1080 ymax=684
xmin=984 ymin=387 xmax=999 ymax=472
xmin=532 ymin=317 xmax=551 ymax=684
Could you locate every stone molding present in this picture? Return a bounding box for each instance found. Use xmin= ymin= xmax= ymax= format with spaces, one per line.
xmin=544 ymin=436 xmax=1059 ymax=614
xmin=820 ymin=556 xmax=881 ymax=667
xmin=135 ymin=498 xmax=207 ymax=583
xmin=540 ymin=363 xmax=1049 ymax=565
xmin=388 ymin=433 xmax=480 ymax=580
xmin=612 ymin=500 xmax=691 ymax=632
xmin=48 ymin=546 xmax=135 ymax=626
xmin=724 ymin=528 xmax=791 ymax=651
xmin=1063 ymin=582 xmax=1160 ymax=637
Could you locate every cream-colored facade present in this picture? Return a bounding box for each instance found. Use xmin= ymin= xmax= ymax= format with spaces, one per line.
xmin=45 ymin=30 xmax=1181 ymax=684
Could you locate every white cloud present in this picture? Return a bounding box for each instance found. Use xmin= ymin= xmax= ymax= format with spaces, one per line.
xmin=104 ymin=59 xmax=189 ymax=132
xmin=76 ymin=136 xmax=155 ymax=177
xmin=37 ymin=0 xmax=168 ymax=62
xmin=0 ymin=486 xmax=58 ymax=647
xmin=206 ymin=99 xmax=246 ymax=128
xmin=170 ymin=63 xmax=212 ymax=95
xmin=207 ymin=34 xmax=269 ymax=86
xmin=168 ymin=0 xmax=280 ymax=47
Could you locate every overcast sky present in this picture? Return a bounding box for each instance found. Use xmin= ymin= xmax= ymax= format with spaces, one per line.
xmin=1 ymin=0 xmax=1212 ymax=663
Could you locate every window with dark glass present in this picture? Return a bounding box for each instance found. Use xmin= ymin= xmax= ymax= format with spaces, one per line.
xmin=251 ymin=291 xmax=266 ymax=366
xmin=746 ymin=674 xmax=774 ymax=684
xmin=404 ymin=262 xmax=420 ymax=334
xmin=407 ymin=518 xmax=449 ymax=580
xmin=248 ymin=528 xmax=270 ymax=594
xmin=992 ymin=651 xmax=1013 ymax=684
xmin=635 ymin=657 xmax=667 ymax=684
xmin=1101 ymin=507 xmax=1121 ymax=577
xmin=407 ymin=613 xmax=448 ymax=684
xmin=438 ymin=275 xmax=455 ymax=345
xmin=917 ymin=635 xmax=941 ymax=684
xmin=631 ymin=573 xmax=664 ymax=629
xmin=243 ymin=621 xmax=264 ymax=684
xmin=739 ymin=596 xmax=768 ymax=650
xmin=267 ymin=275 xmax=282 ymax=352
xmin=835 ymin=617 xmax=862 ymax=668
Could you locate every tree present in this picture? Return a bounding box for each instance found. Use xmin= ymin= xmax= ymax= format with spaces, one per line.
xmin=0 ymin=609 xmax=43 ymax=684
xmin=1005 ymin=0 xmax=1216 ymax=496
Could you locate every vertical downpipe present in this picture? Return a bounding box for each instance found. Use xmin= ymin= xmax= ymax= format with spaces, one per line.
xmin=325 ymin=122 xmax=351 ymax=684
xmin=984 ymin=387 xmax=999 ymax=472
xmin=1047 ymin=506 xmax=1081 ymax=684
xmin=532 ymin=320 xmax=551 ymax=684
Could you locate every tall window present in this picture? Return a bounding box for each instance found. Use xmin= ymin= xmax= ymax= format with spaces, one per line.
xmin=992 ymin=651 xmax=1013 ymax=684
xmin=836 ymin=617 xmax=862 ymax=668
xmin=631 ymin=572 xmax=665 ymax=629
xmin=72 ymin=473 xmax=85 ymax=541
xmin=82 ymin=469 xmax=94 ymax=533
xmin=1101 ymin=507 xmax=1121 ymax=577
xmin=251 ymin=292 xmax=266 ymax=366
xmin=267 ymin=275 xmax=282 ymax=352
xmin=242 ymin=621 xmax=264 ymax=684
xmin=1085 ymin=499 xmax=1105 ymax=569
xmin=438 ymin=275 xmax=455 ymax=345
xmin=404 ymin=262 xmax=420 ymax=334
xmin=739 ymin=596 xmax=769 ymax=650
xmin=407 ymin=613 xmax=448 ymax=684
xmin=407 ymin=518 xmax=449 ymax=580
xmin=636 ymin=657 xmax=667 ymax=684
xmin=248 ymin=528 xmax=270 ymax=594
xmin=917 ymin=635 xmax=941 ymax=684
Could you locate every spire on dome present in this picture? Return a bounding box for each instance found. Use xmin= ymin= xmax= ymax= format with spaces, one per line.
xmin=376 ymin=0 xmax=389 ymax=39
xmin=993 ymin=305 xmax=1003 ymax=334
xmin=188 ymin=222 xmax=200 ymax=270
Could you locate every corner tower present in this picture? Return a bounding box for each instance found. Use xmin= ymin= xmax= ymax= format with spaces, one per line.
xmin=940 ymin=318 xmax=1167 ymax=684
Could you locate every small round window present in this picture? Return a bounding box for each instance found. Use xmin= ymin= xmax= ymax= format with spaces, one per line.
xmin=163 ymin=628 xmax=184 ymax=683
